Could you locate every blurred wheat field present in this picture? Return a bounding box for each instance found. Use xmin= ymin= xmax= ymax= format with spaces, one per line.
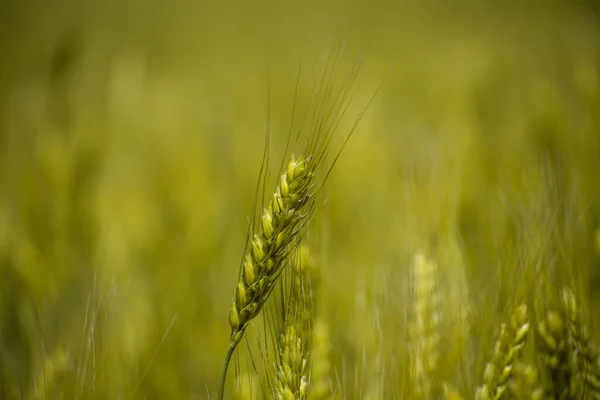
xmin=0 ymin=0 xmax=599 ymax=398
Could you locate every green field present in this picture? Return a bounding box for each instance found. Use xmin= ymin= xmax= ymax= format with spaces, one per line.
xmin=0 ymin=1 xmax=599 ymax=398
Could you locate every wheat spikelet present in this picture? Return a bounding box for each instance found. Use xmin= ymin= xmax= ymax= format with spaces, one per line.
xmin=476 ymin=304 xmax=530 ymax=400
xmin=411 ymin=252 xmax=441 ymax=399
xmin=561 ymin=288 xmax=600 ymax=399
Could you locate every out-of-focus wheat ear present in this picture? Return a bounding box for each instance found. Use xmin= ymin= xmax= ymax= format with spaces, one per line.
xmin=476 ymin=304 xmax=530 ymax=400
xmin=497 ymin=305 xmax=530 ymax=397
xmin=536 ymin=309 xmax=571 ymax=399
xmin=266 ymin=245 xmax=313 ymax=400
xmin=411 ymin=253 xmax=441 ymax=399
xmin=561 ymin=288 xmax=600 ymax=399
xmin=508 ymin=362 xmax=544 ymax=400
xmin=274 ymin=325 xmax=309 ymax=400
xmin=308 ymin=318 xmax=332 ymax=400
xmin=475 ymin=323 xmax=508 ymax=400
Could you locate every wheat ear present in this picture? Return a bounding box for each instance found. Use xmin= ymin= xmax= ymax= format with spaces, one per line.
xmin=411 ymin=253 xmax=441 ymax=399
xmin=272 ymin=246 xmax=314 ymax=400
xmin=217 ymin=47 xmax=374 ymax=399
xmin=218 ymin=155 xmax=316 ymax=400
xmin=274 ymin=324 xmax=310 ymax=400
xmin=476 ymin=304 xmax=530 ymax=400
xmin=229 ymin=155 xmax=314 ymax=344
xmin=536 ymin=309 xmax=570 ymax=398
xmin=561 ymin=288 xmax=600 ymax=399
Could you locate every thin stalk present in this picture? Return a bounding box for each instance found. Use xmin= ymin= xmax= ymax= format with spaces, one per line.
xmin=217 ymin=342 xmax=237 ymax=400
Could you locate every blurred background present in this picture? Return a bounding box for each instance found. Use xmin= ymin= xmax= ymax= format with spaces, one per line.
xmin=0 ymin=0 xmax=599 ymax=398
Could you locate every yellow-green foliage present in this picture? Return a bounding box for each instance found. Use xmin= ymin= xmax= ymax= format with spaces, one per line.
xmin=1 ymin=0 xmax=600 ymax=399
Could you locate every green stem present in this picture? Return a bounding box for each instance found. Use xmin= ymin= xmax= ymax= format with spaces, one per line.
xmin=217 ymin=342 xmax=236 ymax=400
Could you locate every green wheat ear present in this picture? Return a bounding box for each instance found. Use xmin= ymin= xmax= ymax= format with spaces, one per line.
xmin=411 ymin=252 xmax=441 ymax=399
xmin=476 ymin=304 xmax=529 ymax=400
xmin=536 ymin=309 xmax=570 ymax=398
xmin=216 ymin=47 xmax=373 ymax=399
xmin=274 ymin=324 xmax=310 ymax=400
xmin=219 ymin=155 xmax=317 ymax=400
xmin=228 ymin=154 xmax=315 ymax=348
xmin=292 ymin=246 xmax=333 ymax=400
xmin=561 ymin=288 xmax=600 ymax=398
xmin=272 ymin=246 xmax=313 ymax=400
